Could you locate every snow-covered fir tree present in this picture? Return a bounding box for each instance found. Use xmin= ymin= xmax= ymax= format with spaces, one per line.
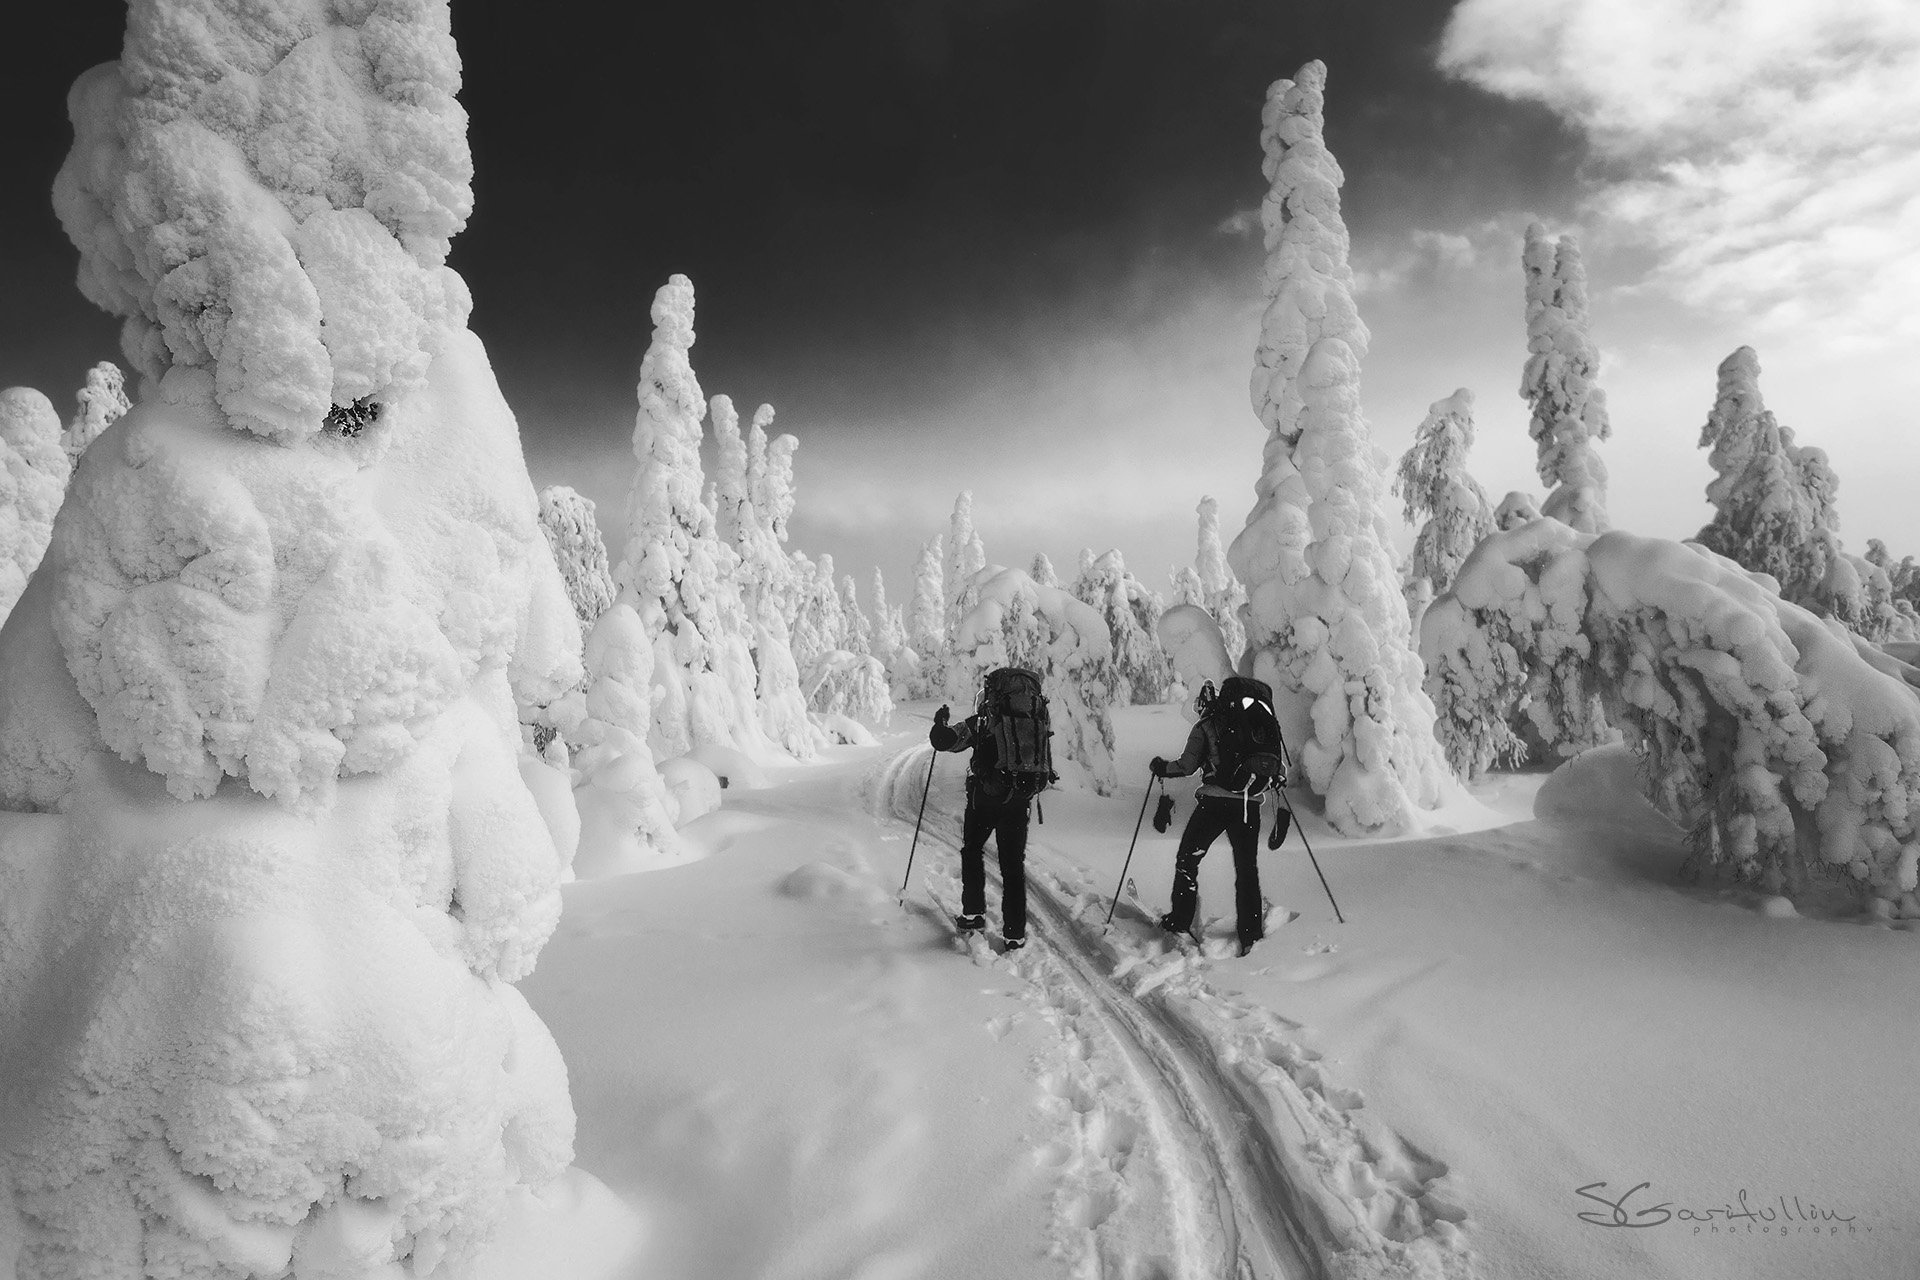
xmin=1030 ymin=551 xmax=1060 ymax=588
xmin=1394 ymin=388 xmax=1494 ymax=631
xmin=613 ymin=276 xmax=769 ymax=761
xmin=1495 ymin=490 xmax=1542 ymax=530
xmin=1225 ymin=60 xmax=1448 ymax=833
xmin=1072 ymin=549 xmax=1170 ymax=705
xmin=952 ymin=566 xmax=1120 ymax=794
xmin=1170 ymin=563 xmax=1208 ymax=610
xmin=1194 ymin=495 xmax=1248 ymax=663
xmin=61 ymin=360 xmax=130 ymax=465
xmin=1521 ymin=224 xmax=1611 ymax=533
xmin=905 ymin=534 xmax=947 ymax=699
xmin=569 ymin=602 xmax=683 ymax=869
xmin=2 ymin=1 xmax=585 ymax=1267
xmin=0 ymin=387 xmax=70 ymax=624
xmin=537 ymin=484 xmax=618 ymax=625
xmin=841 ymin=573 xmax=874 ymax=657
xmin=943 ymin=492 xmax=988 ymax=700
xmin=1689 ymin=346 xmax=1914 ymax=640
xmin=1426 ymin=521 xmax=1920 ymax=913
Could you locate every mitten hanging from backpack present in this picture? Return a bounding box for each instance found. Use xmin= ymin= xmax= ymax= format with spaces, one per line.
xmin=1152 ymin=793 xmax=1175 ymax=833
xmin=1268 ymin=804 xmax=1291 ymax=850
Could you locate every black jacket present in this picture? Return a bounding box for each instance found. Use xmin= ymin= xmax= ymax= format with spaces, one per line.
xmin=930 ymin=715 xmax=1018 ymax=799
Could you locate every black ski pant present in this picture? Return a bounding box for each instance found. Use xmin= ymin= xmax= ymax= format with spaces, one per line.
xmin=958 ymin=782 xmax=1031 ymax=939
xmin=1165 ymin=796 xmax=1264 ymax=945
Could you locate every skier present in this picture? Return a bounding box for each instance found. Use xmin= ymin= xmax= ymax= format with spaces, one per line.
xmin=1150 ymin=677 xmax=1290 ymax=956
xmin=928 ymin=667 xmax=1056 ymax=951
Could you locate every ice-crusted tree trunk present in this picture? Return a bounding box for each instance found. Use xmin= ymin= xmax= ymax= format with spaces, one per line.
xmin=1194 ymin=495 xmax=1248 ymax=665
xmin=61 ymin=361 xmax=130 ymax=465
xmin=0 ymin=389 xmax=70 ymax=626
xmin=1226 ymin=61 xmax=1449 ymax=832
xmin=1 ymin=2 xmax=588 ymax=1272
xmin=1394 ymin=388 xmax=1494 ymax=633
xmin=1521 ymin=224 xmax=1611 ymax=533
xmin=537 ymin=485 xmax=617 ymax=626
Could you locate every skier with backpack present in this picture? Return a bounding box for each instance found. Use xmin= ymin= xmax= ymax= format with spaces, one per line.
xmin=928 ymin=667 xmax=1057 ymax=951
xmin=1150 ymin=676 xmax=1291 ymax=956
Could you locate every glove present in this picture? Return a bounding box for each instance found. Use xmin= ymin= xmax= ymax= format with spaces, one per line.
xmin=1149 ymin=756 xmax=1169 ymax=778
xmin=1268 ymin=806 xmax=1292 ymax=850
xmin=934 ymin=705 xmax=951 ymax=728
xmin=1152 ymin=793 xmax=1175 ymax=833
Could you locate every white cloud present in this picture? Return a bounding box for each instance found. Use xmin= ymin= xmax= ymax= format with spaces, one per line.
xmin=1438 ymin=0 xmax=1920 ymax=350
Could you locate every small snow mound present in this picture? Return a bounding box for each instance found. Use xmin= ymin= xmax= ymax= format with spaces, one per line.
xmin=659 ymin=757 xmax=723 ymax=823
xmin=687 ymin=743 xmax=766 ymax=790
xmin=1534 ymin=743 xmax=1681 ymax=836
xmin=818 ymin=713 xmax=878 ymax=746
xmin=1760 ymin=894 xmax=1800 ymax=919
xmin=775 ymin=862 xmax=889 ymax=909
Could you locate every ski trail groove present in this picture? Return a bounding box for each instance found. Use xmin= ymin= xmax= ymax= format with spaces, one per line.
xmin=864 ymin=744 xmax=1475 ymax=1280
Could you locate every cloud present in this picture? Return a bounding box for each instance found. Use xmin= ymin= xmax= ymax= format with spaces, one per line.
xmin=1438 ymin=0 xmax=1920 ymax=351
xmin=1352 ymin=226 xmax=1486 ymax=296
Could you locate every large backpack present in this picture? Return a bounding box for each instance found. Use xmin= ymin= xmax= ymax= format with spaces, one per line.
xmin=1207 ymin=675 xmax=1289 ymax=795
xmin=978 ymin=667 xmax=1056 ymax=799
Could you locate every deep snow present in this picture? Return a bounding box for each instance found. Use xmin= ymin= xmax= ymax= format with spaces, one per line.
xmin=493 ymin=704 xmax=1920 ymax=1279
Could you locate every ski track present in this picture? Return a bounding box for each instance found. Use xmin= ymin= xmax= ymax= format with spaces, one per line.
xmin=863 ymin=747 xmax=1477 ymax=1280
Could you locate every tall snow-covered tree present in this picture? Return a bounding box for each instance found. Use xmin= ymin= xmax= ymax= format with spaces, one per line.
xmin=537 ymin=484 xmax=617 ymax=626
xmin=0 ymin=387 xmax=70 ymax=624
xmin=1521 ymin=224 xmax=1611 ymax=533
xmin=1194 ymin=495 xmax=1248 ymax=663
xmin=1225 ymin=61 xmax=1449 ymax=832
xmin=1072 ymin=549 xmax=1169 ymax=705
xmin=906 ymin=534 xmax=947 ymax=699
xmin=1171 ymin=564 xmax=1208 ymax=610
xmin=942 ymin=492 xmax=987 ymax=698
xmin=952 ymin=566 xmax=1120 ymax=794
xmin=1394 ymin=388 xmax=1494 ymax=628
xmin=2 ymin=1 xmax=585 ymax=1268
xmin=841 ymin=573 xmax=874 ymax=658
xmin=614 ymin=277 xmax=770 ymax=761
xmin=1030 ymin=551 xmax=1059 ymax=588
xmin=61 ymin=360 xmax=130 ymax=465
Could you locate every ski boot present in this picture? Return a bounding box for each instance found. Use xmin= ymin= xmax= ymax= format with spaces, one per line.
xmin=1002 ymin=935 xmax=1026 ymax=952
xmin=954 ymin=913 xmax=985 ymax=935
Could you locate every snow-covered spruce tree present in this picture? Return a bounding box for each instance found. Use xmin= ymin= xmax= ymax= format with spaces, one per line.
xmin=2 ymin=2 xmax=586 ymax=1270
xmin=904 ymin=534 xmax=947 ymax=699
xmin=1426 ymin=524 xmax=1920 ymax=913
xmin=1030 ymin=550 xmax=1060 ymax=588
xmin=537 ymin=485 xmax=617 ymax=626
xmin=841 ymin=573 xmax=874 ymax=658
xmin=1194 ymin=495 xmax=1249 ymax=664
xmin=1171 ymin=563 xmax=1208 ymax=610
xmin=613 ymin=277 xmax=771 ymax=763
xmin=1494 ymin=490 xmax=1542 ymax=530
xmin=0 ymin=388 xmax=70 ymax=625
xmin=1690 ymin=346 xmax=1913 ymax=641
xmin=1226 ymin=61 xmax=1448 ymax=832
xmin=1395 ymin=388 xmax=1495 ymax=632
xmin=568 ymin=602 xmax=683 ymax=872
xmin=1520 ymin=224 xmax=1611 ymax=533
xmin=953 ymin=566 xmax=1120 ymax=795
xmin=61 ymin=361 xmax=130 ymax=465
xmin=1072 ymin=549 xmax=1170 ymax=705
xmin=867 ymin=566 xmax=913 ymax=694
xmin=942 ymin=493 xmax=988 ymax=700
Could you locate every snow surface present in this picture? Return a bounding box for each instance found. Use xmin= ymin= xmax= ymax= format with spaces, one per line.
xmin=458 ymin=705 xmax=1920 ymax=1280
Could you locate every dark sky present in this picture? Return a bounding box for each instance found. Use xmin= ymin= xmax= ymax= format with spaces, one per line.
xmin=0 ymin=1 xmax=1584 ymax=588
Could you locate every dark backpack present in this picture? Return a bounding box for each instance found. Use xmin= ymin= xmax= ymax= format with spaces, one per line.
xmin=1207 ymin=675 xmax=1289 ymax=795
xmin=978 ymin=667 xmax=1055 ymax=799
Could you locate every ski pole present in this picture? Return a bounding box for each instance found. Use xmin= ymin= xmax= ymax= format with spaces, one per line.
xmin=1106 ymin=772 xmax=1160 ymax=925
xmin=1284 ymin=795 xmax=1344 ymax=924
xmin=899 ymin=748 xmax=938 ymax=901
xmin=1272 ymin=723 xmax=1345 ymax=924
